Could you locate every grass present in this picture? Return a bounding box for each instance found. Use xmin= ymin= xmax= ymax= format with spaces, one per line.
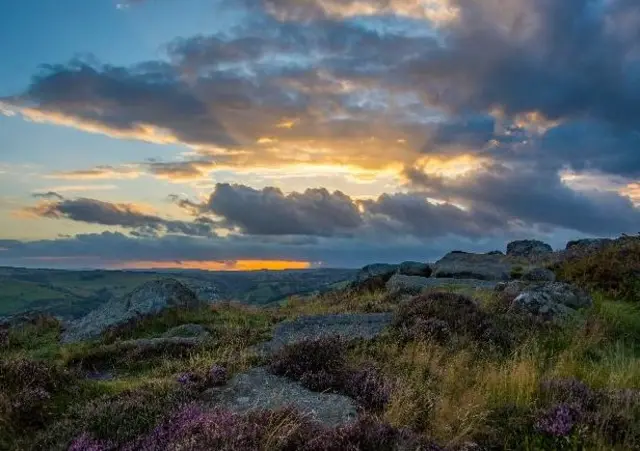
xmin=1 ymin=246 xmax=639 ymax=450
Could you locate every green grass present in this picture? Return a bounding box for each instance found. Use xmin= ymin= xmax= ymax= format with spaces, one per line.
xmin=1 ymin=273 xmax=639 ymax=450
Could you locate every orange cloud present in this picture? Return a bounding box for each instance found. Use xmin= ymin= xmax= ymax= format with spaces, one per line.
xmin=2 ymin=103 xmax=181 ymax=146
xmin=115 ymin=260 xmax=312 ymax=271
xmin=45 ymin=165 xmax=141 ymax=180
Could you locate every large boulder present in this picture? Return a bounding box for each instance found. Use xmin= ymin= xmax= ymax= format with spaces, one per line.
xmin=62 ymin=279 xmax=202 ymax=343
xmin=507 ymin=240 xmax=553 ymax=258
xmin=433 ymin=251 xmax=512 ymax=281
xmin=355 ymin=263 xmax=398 ymax=283
xmin=511 ymin=282 xmax=592 ymax=319
xmin=398 ymin=261 xmax=432 ymax=278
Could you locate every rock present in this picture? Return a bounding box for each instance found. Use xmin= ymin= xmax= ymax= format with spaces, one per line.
xmin=398 ymin=261 xmax=432 ymax=277
xmin=495 ymin=280 xmax=530 ymax=298
xmin=506 ymin=240 xmax=553 ymax=258
xmin=386 ymin=274 xmax=431 ymax=294
xmin=203 ymin=367 xmax=358 ymax=427
xmin=521 ymin=267 xmax=557 ymax=282
xmin=355 ymin=263 xmax=398 ymax=282
xmin=62 ymin=279 xmax=203 ymax=343
xmin=387 ymin=274 xmax=499 ymax=295
xmin=566 ymin=238 xmax=613 ymax=253
xmin=255 ymin=313 xmax=392 ymax=356
xmin=433 ymin=251 xmax=512 ymax=281
xmin=162 ymin=323 xmax=210 ymax=338
xmin=511 ymin=282 xmax=593 ymax=319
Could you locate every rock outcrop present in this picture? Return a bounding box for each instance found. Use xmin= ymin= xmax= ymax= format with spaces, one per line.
xmin=433 ymin=251 xmax=512 ymax=281
xmin=386 ymin=274 xmax=499 ymax=294
xmin=62 ymin=279 xmax=203 ymax=343
xmin=507 ymin=240 xmax=553 ymax=258
xmin=204 ymin=367 xmax=358 ymax=427
xmin=255 ymin=313 xmax=392 ymax=356
xmin=511 ymin=282 xmax=593 ymax=319
xmin=355 ymin=263 xmax=398 ymax=282
xmin=566 ymin=238 xmax=613 ymax=253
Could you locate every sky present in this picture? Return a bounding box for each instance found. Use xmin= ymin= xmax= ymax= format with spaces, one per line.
xmin=0 ymin=0 xmax=639 ymax=270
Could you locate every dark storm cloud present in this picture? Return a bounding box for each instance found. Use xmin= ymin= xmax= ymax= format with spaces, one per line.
xmin=404 ymin=163 xmax=640 ymax=236
xmin=4 ymin=60 xmax=235 ymax=147
xmin=175 ymin=183 xmax=508 ymax=239
xmin=205 ymin=184 xmax=364 ymax=236
xmin=25 ymin=198 xmax=217 ymax=237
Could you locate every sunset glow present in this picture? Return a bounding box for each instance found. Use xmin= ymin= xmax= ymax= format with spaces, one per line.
xmin=115 ymin=260 xmax=313 ymax=271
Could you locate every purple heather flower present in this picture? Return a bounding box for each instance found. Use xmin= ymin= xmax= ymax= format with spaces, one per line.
xmin=535 ymin=403 xmax=581 ymax=437
xmin=176 ymin=372 xmax=197 ymax=385
xmin=208 ymin=364 xmax=228 ymax=386
xmin=68 ymin=433 xmax=113 ymax=451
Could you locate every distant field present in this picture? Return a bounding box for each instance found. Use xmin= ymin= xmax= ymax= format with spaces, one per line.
xmin=0 ymin=267 xmax=356 ymax=318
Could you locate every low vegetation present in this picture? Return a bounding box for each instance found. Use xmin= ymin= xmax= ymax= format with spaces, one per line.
xmin=0 ymin=237 xmax=638 ymax=450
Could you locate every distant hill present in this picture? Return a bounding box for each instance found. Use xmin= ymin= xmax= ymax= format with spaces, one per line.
xmin=0 ymin=267 xmax=356 ymax=319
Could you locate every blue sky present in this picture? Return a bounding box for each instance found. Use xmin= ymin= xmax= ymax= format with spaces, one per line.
xmin=0 ymin=0 xmax=639 ymax=269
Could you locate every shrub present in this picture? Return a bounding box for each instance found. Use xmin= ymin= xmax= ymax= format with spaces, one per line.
xmin=305 ymin=416 xmax=442 ymax=451
xmin=269 ymin=338 xmax=393 ymax=412
xmin=0 ymin=358 xmax=74 ymax=431
xmin=342 ymin=365 xmax=392 ymax=412
xmin=392 ymin=292 xmax=513 ymax=350
xmin=510 ymin=265 xmax=525 ymax=280
xmin=554 ymin=234 xmax=640 ymax=302
xmin=71 ymin=386 xmax=189 ymax=445
xmin=119 ymin=404 xmax=315 ymax=451
xmin=539 ymin=378 xmax=599 ymax=410
xmin=176 ymin=364 xmax=228 ymax=391
xmin=68 ymin=433 xmax=114 ymax=451
xmin=535 ymin=403 xmax=581 ymax=437
xmin=269 ymin=336 xmax=347 ymax=387
xmin=533 ymin=379 xmax=640 ymax=448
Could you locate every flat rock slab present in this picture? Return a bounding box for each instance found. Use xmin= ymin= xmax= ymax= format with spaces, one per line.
xmin=204 ymin=367 xmax=358 ymax=427
xmin=386 ymin=274 xmax=499 ymax=294
xmin=256 ymin=313 xmax=392 ymax=355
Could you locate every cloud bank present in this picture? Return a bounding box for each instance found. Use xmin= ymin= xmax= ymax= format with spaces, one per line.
xmin=2 ymin=0 xmax=639 ymax=267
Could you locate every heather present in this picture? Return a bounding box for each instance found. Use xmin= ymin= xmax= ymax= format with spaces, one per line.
xmin=554 ymin=234 xmax=640 ymax=303
xmin=0 ymin=253 xmax=638 ymax=450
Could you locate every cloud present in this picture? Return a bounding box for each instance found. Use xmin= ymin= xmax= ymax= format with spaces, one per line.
xmin=32 ymin=191 xmax=64 ymax=200
xmin=173 ymin=182 xmax=510 ymax=239
xmin=46 ymin=165 xmax=141 ymax=180
xmin=22 ymin=197 xmax=217 ymax=237
xmin=205 ymin=184 xmax=364 ymax=236
xmin=0 ymin=231 xmax=520 ymax=269
xmin=238 ymin=0 xmax=459 ymax=24
xmin=3 ymin=0 xmax=640 ymax=264
xmin=404 ymin=162 xmax=640 ymax=236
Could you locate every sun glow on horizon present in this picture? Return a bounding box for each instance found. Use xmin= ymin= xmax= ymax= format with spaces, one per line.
xmin=114 ymin=259 xmax=313 ymax=271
